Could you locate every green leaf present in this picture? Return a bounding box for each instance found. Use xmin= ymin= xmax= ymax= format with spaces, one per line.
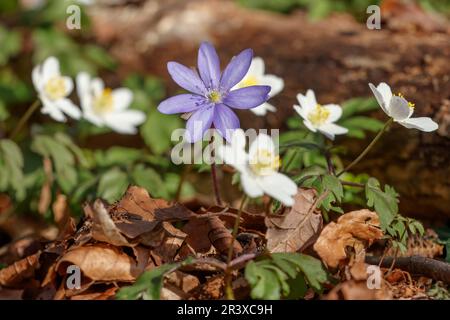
xmin=245 ymin=253 xmax=328 ymax=300
xmin=341 ymin=97 xmax=379 ymax=119
xmin=0 ymin=100 xmax=9 ymax=121
xmin=365 ymin=178 xmax=399 ymax=230
xmin=116 ymin=257 xmax=194 ymax=300
xmin=0 ymin=139 xmax=25 ymax=200
xmin=94 ymin=147 xmax=142 ymax=168
xmin=97 ymin=167 xmax=129 ymax=203
xmin=0 ymin=26 xmax=21 ymax=65
xmin=140 ymin=110 xmax=183 ymax=155
xmin=131 ymin=164 xmax=167 ymax=198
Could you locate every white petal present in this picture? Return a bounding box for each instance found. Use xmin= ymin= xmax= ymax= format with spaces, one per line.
xmin=249 ymin=133 xmax=276 ymax=160
xmin=388 ymin=96 xmax=410 ymax=121
xmin=103 ymin=110 xmax=146 ymax=134
xmin=76 ymin=72 xmax=92 ymax=112
xmin=318 ymin=123 xmax=348 ymax=140
xmin=261 ymin=75 xmax=284 ymax=97
xmin=250 ymin=103 xmax=276 ymax=116
xmin=259 ymin=172 xmax=297 ymax=206
xmin=231 ymin=128 xmax=247 ymax=151
xmin=303 ymin=119 xmax=317 ymax=133
xmin=293 ymin=104 xmax=306 ymax=120
xmin=91 ymin=78 xmax=104 ymax=97
xmin=296 ymin=89 xmax=317 ymax=112
xmin=42 ymin=56 xmax=60 ymax=82
xmin=84 ymin=110 xmax=104 ymax=127
xmin=62 ymin=76 xmax=74 ymax=96
xmin=216 ymin=144 xmax=247 ymax=173
xmin=377 ymin=82 xmax=393 ymax=106
xmin=369 ymin=83 xmax=389 ymax=115
xmin=32 ymin=65 xmax=42 ymax=91
xmin=112 ymin=88 xmax=133 ymax=111
xmin=399 ymin=117 xmax=438 ymax=132
xmin=323 ymin=104 xmax=342 ymax=123
xmin=56 ymin=99 xmax=81 ymax=119
xmin=41 ymin=99 xmax=66 ymax=122
xmin=241 ymin=172 xmax=264 ymax=198
xmin=247 ymin=57 xmax=265 ymax=76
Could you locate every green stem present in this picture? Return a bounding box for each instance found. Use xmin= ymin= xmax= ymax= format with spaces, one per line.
xmin=225 ymin=194 xmax=247 ymax=300
xmin=9 ymin=100 xmax=41 ymax=141
xmin=337 ymin=118 xmax=393 ymax=177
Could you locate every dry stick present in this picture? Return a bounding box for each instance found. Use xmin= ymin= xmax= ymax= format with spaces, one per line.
xmin=224 ymin=195 xmax=248 ymax=300
xmin=365 ymin=255 xmax=450 ymax=284
xmin=337 ymin=118 xmax=393 ymax=177
xmin=9 ymin=100 xmax=41 ymax=140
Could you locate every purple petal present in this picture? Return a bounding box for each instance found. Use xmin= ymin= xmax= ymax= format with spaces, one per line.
xmin=185 ymin=105 xmax=215 ymax=143
xmin=223 ymin=85 xmax=270 ymax=109
xmin=158 ymin=94 xmax=207 ymax=114
xmin=220 ymin=48 xmax=253 ymax=91
xmin=213 ymin=104 xmax=240 ymax=142
xmin=167 ymin=62 xmax=207 ymax=95
xmin=197 ymin=42 xmax=221 ymax=89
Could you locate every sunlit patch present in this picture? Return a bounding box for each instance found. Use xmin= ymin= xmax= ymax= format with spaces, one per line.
xmin=208 ymin=90 xmax=222 ymax=103
xmin=307 ymin=104 xmax=330 ymax=127
xmin=44 ymin=76 xmax=67 ymax=100
xmin=249 ymin=149 xmax=281 ymax=176
xmin=395 ymin=92 xmax=415 ymax=108
xmin=93 ymin=88 xmax=114 ymax=114
xmin=239 ymin=75 xmax=259 ymax=88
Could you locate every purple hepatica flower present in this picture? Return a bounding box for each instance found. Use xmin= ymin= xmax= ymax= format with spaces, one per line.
xmin=157 ymin=42 xmax=271 ymax=142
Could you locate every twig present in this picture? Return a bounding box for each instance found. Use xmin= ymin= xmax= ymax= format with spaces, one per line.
xmin=194 ymin=207 xmax=243 ymax=221
xmin=365 ymin=255 xmax=450 ymax=284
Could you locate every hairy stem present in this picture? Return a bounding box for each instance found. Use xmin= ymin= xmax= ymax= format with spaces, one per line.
xmin=10 ymin=100 xmax=41 ymax=140
xmin=211 ymin=162 xmax=222 ymax=206
xmin=224 ymin=195 xmax=247 ymax=300
xmin=337 ymin=118 xmax=393 ymax=177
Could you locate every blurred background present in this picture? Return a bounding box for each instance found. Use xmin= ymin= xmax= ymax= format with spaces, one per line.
xmin=0 ymin=0 xmax=449 ymax=249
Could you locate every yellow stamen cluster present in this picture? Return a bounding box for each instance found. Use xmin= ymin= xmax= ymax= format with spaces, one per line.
xmin=93 ymin=88 xmax=114 ymax=114
xmin=307 ymin=104 xmax=330 ymax=126
xmin=44 ymin=77 xmax=67 ymax=101
xmin=239 ymin=75 xmax=259 ymax=88
xmin=208 ymin=90 xmax=222 ymax=103
xmin=396 ymin=92 xmax=415 ymax=108
xmin=249 ymin=149 xmax=281 ymax=176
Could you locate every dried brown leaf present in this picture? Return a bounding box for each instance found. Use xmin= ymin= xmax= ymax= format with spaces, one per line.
xmin=0 ymin=252 xmax=40 ymax=287
xmin=266 ymin=188 xmax=322 ymax=253
xmin=88 ymin=200 xmax=132 ymax=247
xmin=313 ymin=209 xmax=384 ymax=268
xmin=56 ymin=244 xmax=145 ymax=282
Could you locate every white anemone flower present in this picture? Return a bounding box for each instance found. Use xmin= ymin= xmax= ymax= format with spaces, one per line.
xmin=233 ymin=57 xmax=284 ymax=116
xmin=32 ymin=56 xmax=81 ymax=122
xmin=293 ymin=89 xmax=348 ymax=140
xmin=369 ymin=82 xmax=438 ymax=132
xmin=76 ymin=72 xmax=146 ymax=134
xmin=217 ymin=129 xmax=297 ymax=206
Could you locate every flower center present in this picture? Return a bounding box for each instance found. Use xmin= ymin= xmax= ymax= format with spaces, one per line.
xmin=93 ymin=88 xmax=114 ymax=114
xmin=208 ymin=90 xmax=222 ymax=103
xmin=307 ymin=104 xmax=330 ymax=126
xmin=249 ymin=149 xmax=281 ymax=176
xmin=44 ymin=76 xmax=67 ymax=101
xmin=239 ymin=75 xmax=259 ymax=88
xmin=395 ymin=92 xmax=415 ymax=108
